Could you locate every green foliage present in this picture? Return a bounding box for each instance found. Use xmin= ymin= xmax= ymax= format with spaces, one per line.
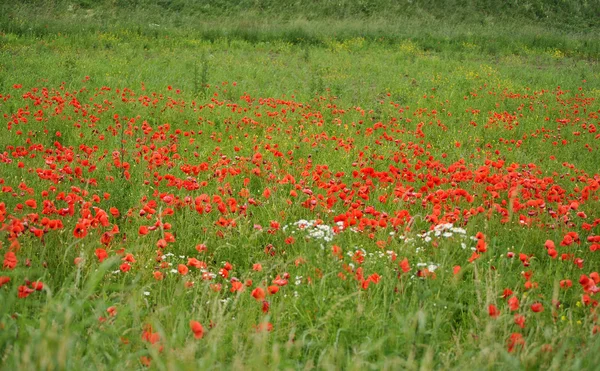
xmin=1 ymin=0 xmax=599 ymax=30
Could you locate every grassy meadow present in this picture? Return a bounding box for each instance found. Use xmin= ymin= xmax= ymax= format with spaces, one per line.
xmin=1 ymin=1 xmax=600 ymax=369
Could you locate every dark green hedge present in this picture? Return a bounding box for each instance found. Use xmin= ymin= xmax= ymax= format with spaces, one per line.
xmin=3 ymin=0 xmax=599 ymax=28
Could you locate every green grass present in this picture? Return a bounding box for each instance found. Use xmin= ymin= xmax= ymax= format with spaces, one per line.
xmin=1 ymin=1 xmax=600 ymax=370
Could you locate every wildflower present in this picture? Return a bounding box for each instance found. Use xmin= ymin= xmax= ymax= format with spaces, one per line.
xmin=178 ymin=264 xmax=189 ymax=275
xmin=3 ymin=252 xmax=17 ymax=270
xmin=251 ymin=287 xmax=266 ymax=300
xmin=141 ymin=326 xmax=160 ymax=344
xmin=189 ymin=320 xmax=204 ymax=339
xmin=272 ymin=275 xmax=288 ymax=286
xmin=560 ymin=279 xmax=572 ymax=288
xmin=0 ymin=276 xmax=10 ymax=287
xmin=468 ymin=252 xmax=480 ymax=263
xmin=255 ymin=322 xmax=273 ymax=332
xmin=120 ymin=262 xmax=131 ymax=272
xmin=140 ymin=356 xmax=151 ymax=367
xmin=507 ymin=333 xmax=525 ymax=352
xmin=514 ymin=314 xmax=526 ymax=329
xmin=400 ymin=258 xmax=410 ymax=273
xmin=95 ymin=248 xmax=108 ymax=263
xmin=369 ymin=273 xmax=381 ymax=284
xmin=18 ymin=285 xmax=34 ymax=298
xmin=531 ymin=302 xmax=544 ymax=313
xmin=508 ymin=296 xmax=520 ymax=311
xmin=230 ymin=280 xmax=244 ymax=292
xmin=262 ymin=300 xmax=270 ymax=313
xmin=107 ymin=306 xmax=117 ymax=317
xmin=488 ymin=304 xmax=500 ymax=318
xmin=73 ymin=223 xmax=88 ymax=238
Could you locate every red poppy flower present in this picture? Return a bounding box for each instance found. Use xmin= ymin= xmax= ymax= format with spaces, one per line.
xmin=3 ymin=252 xmax=17 ymax=270
xmin=255 ymin=322 xmax=273 ymax=332
xmin=230 ymin=280 xmax=244 ymax=292
xmin=508 ymin=296 xmax=520 ymax=311
xmin=507 ymin=333 xmax=525 ymax=353
xmin=251 ymin=287 xmax=266 ymax=300
xmin=514 ymin=314 xmax=526 ymax=329
xmin=189 ymin=320 xmax=204 ymax=339
xmin=400 ymin=258 xmax=410 ymax=273
xmin=120 ymin=262 xmax=131 ymax=272
xmin=502 ymin=288 xmax=513 ymax=298
xmin=95 ymin=248 xmax=108 ymax=263
xmin=488 ymin=304 xmax=500 ymax=318
xmin=18 ymin=285 xmax=34 ymax=298
xmin=218 ymin=268 xmax=229 ymax=278
xmin=0 ymin=276 xmax=10 ymax=287
xmin=272 ymin=275 xmax=288 ymax=286
xmin=141 ymin=326 xmax=160 ymax=344
xmin=262 ymin=300 xmax=270 ymax=313
xmin=369 ymin=273 xmax=381 ymax=284
xmin=531 ymin=302 xmax=544 ymax=313
xmin=73 ymin=223 xmax=88 ymax=238
xmin=178 ymin=264 xmax=189 ymax=275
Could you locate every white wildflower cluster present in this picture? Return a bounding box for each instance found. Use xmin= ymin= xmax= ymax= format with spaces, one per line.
xmin=399 ymin=223 xmax=477 ymax=252
xmin=282 ymin=219 xmax=344 ymax=242
xmin=374 ymin=251 xmax=386 ymax=259
xmin=161 ymin=252 xmax=176 ymax=261
xmin=424 ymin=223 xmax=467 ymax=239
xmin=416 ymin=262 xmax=439 ymax=272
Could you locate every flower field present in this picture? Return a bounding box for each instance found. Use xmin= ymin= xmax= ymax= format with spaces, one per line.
xmin=1 ymin=1 xmax=600 ymax=369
